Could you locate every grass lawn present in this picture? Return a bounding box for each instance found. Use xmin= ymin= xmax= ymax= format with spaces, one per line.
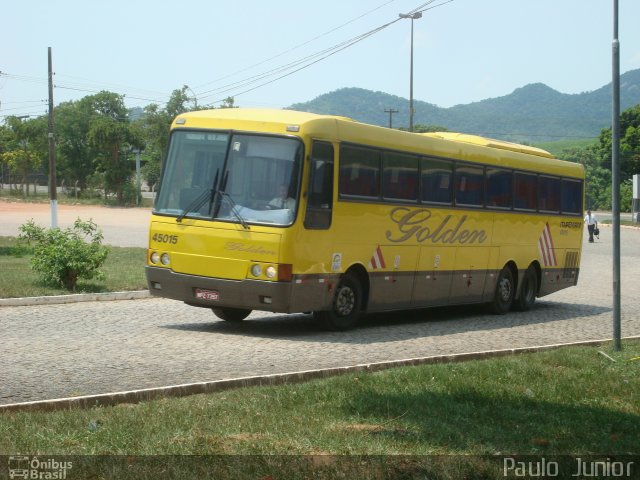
xmin=0 ymin=236 xmax=147 ymax=298
xmin=0 ymin=341 xmax=638 ymax=478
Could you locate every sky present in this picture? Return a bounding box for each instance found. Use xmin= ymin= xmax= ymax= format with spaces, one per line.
xmin=2 ymin=0 xmax=640 ymax=122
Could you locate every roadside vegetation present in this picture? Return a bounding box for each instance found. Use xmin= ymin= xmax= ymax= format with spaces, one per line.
xmin=547 ymin=104 xmax=640 ymax=212
xmin=0 ymin=340 xmax=637 ymax=478
xmin=1 ymin=86 xmax=638 ymax=212
xmin=0 ymin=188 xmax=154 ymax=207
xmin=0 ymin=235 xmax=146 ymax=298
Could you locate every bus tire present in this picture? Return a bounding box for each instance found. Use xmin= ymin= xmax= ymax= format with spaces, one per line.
xmin=212 ymin=307 xmax=252 ymax=322
xmin=514 ymin=265 xmax=537 ymax=311
xmin=313 ymin=273 xmax=362 ymax=331
xmin=490 ymin=266 xmax=514 ymax=314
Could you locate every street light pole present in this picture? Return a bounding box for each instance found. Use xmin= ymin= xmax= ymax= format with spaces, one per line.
xmin=611 ymin=0 xmax=622 ymax=350
xmin=399 ymin=11 xmax=422 ymax=132
xmin=47 ymin=47 xmax=58 ymax=228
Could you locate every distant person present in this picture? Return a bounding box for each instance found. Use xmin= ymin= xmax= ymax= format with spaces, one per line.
xmin=584 ymin=210 xmax=598 ymax=243
xmin=268 ymin=183 xmax=295 ymax=210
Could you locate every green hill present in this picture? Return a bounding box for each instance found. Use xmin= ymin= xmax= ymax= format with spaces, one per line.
xmin=288 ymin=69 xmax=640 ymax=143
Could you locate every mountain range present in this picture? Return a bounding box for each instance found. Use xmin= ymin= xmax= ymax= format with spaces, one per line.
xmin=288 ymin=68 xmax=640 ymax=143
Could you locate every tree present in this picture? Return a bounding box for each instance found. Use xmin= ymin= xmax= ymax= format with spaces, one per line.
xmin=220 ymin=96 xmax=237 ymax=109
xmin=595 ymin=103 xmax=640 ymax=180
xmin=0 ymin=116 xmax=47 ymax=196
xmin=55 ymin=100 xmax=95 ymax=192
xmin=132 ymin=103 xmax=170 ymax=192
xmin=559 ymin=103 xmax=640 ymax=211
xmin=165 ymin=86 xmax=192 ymax=119
xmin=412 ymin=124 xmax=448 ymax=133
xmin=80 ymin=91 xmax=135 ymax=204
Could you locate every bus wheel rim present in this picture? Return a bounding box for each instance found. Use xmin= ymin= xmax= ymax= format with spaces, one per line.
xmin=335 ymin=286 xmax=355 ymax=316
xmin=499 ymin=277 xmax=512 ymax=302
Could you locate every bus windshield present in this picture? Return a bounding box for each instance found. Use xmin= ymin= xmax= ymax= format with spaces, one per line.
xmin=155 ymin=131 xmax=303 ymax=226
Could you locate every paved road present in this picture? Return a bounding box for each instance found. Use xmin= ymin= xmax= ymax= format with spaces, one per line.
xmin=1 ymin=225 xmax=639 ymax=405
xmin=593 ymin=211 xmax=636 ymax=223
xmin=0 ymin=200 xmax=150 ymax=247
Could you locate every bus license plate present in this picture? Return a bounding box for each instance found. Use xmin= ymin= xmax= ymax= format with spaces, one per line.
xmin=195 ymin=288 xmax=219 ymax=301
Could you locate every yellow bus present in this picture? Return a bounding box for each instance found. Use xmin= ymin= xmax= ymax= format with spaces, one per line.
xmin=146 ymin=109 xmax=584 ymax=330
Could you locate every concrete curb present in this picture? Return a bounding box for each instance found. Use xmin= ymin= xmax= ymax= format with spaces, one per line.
xmin=1 ymin=335 xmax=638 ymax=413
xmin=0 ymin=290 xmax=151 ymax=307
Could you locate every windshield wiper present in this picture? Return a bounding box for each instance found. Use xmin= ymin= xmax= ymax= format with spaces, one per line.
xmin=209 ymin=170 xmax=249 ymax=230
xmin=217 ymin=190 xmax=250 ymax=230
xmin=176 ymin=188 xmax=213 ymax=223
xmin=177 ymin=169 xmax=220 ymax=223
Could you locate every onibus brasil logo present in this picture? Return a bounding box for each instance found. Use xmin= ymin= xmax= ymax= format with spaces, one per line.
xmin=8 ymin=456 xmax=72 ymax=479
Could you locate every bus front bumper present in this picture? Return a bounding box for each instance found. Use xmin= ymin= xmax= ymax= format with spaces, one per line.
xmin=146 ymin=266 xmax=300 ymax=313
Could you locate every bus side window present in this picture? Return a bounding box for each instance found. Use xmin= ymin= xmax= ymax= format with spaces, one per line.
xmin=339 ymin=145 xmax=380 ymax=198
xmin=486 ymin=168 xmax=512 ymax=209
xmin=561 ymin=178 xmax=583 ymax=215
xmin=514 ymin=172 xmax=537 ymax=211
xmin=538 ymin=175 xmax=561 ymax=213
xmin=455 ymin=165 xmax=484 ymax=207
xmin=421 ymin=157 xmax=452 ymax=204
xmin=382 ymin=151 xmax=418 ymax=202
xmin=304 ymin=141 xmax=334 ymax=230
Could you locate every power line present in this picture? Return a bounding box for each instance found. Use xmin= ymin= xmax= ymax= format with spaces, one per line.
xmin=0 ymin=71 xmax=172 ymax=106
xmin=0 ymin=99 xmax=47 ymax=105
xmin=0 ymin=102 xmax=46 ymax=112
xmin=54 ymin=73 xmax=170 ymax=98
xmin=1 ymin=2 xmax=405 ymax=108
xmin=0 ymin=108 xmax=48 ymax=119
xmin=196 ymin=0 xmax=454 ymax=104
xmin=196 ymin=20 xmax=397 ymax=101
xmin=1 ymin=1 xmax=454 ymax=110
xmin=192 ymin=0 xmax=399 ymax=91
xmin=54 ymin=84 xmax=167 ymax=104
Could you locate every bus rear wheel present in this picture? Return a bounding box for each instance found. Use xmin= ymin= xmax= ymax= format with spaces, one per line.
xmin=490 ymin=266 xmax=514 ymax=314
xmin=313 ymin=273 xmax=362 ymax=331
xmin=514 ymin=265 xmax=537 ymax=311
xmin=212 ymin=307 xmax=252 ymax=322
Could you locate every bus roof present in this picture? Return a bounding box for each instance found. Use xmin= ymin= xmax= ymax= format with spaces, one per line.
xmin=174 ymin=108 xmax=354 ymax=128
xmin=172 ymin=108 xmax=583 ymax=178
xmin=422 ymin=132 xmax=555 ymax=159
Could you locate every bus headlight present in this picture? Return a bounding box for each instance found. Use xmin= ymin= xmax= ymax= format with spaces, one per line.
xmin=265 ymin=266 xmax=277 ymax=278
xmin=251 ymin=264 xmax=262 ymax=277
xmin=150 ymin=252 xmax=160 ymax=264
xmin=160 ymin=253 xmax=171 ymax=266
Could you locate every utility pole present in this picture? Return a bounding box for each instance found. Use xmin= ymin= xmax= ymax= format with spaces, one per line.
xmin=611 ymin=0 xmax=621 ymax=350
xmin=384 ymin=108 xmax=399 ymax=129
xmin=134 ymin=148 xmax=142 ymax=206
xmin=47 ymin=47 xmax=58 ymax=228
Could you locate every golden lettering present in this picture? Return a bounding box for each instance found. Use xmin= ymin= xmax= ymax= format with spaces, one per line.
xmin=386 ymin=207 xmax=487 ymax=245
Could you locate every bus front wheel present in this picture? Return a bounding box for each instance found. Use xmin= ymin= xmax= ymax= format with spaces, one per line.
xmin=490 ymin=266 xmax=514 ymax=314
xmin=313 ymin=274 xmax=362 ymax=331
xmin=212 ymin=307 xmax=252 ymax=322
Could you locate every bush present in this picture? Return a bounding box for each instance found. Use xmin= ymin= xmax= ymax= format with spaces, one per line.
xmin=18 ymin=219 xmax=109 ymax=291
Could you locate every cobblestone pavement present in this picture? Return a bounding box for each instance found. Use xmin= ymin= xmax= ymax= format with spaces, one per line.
xmin=1 ymin=226 xmax=639 ymax=405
